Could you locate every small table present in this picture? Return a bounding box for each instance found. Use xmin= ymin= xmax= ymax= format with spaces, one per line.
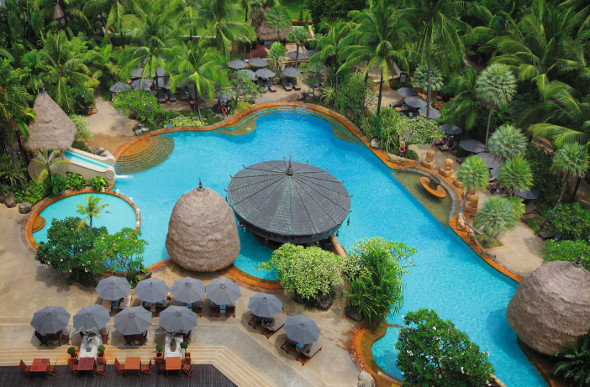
xmin=31 ymin=358 xmax=49 ymax=377
xmin=165 ymin=357 xmax=181 ymax=376
xmin=125 ymin=357 xmax=141 ymax=376
xmin=77 ymin=357 xmax=95 ymax=374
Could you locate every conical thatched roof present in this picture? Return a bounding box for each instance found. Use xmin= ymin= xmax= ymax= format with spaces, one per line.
xmin=166 ymin=181 xmax=240 ymax=272
xmin=256 ymin=22 xmax=291 ymax=42
xmin=506 ymin=259 xmax=590 ymax=356
xmin=24 ymin=86 xmax=76 ymax=151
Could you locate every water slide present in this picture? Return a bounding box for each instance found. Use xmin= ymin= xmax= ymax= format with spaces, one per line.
xmin=28 ymin=148 xmax=116 ymax=186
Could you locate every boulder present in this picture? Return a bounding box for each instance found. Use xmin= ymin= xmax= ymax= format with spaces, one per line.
xmin=345 ymin=307 xmax=363 ymax=321
xmin=18 ymin=202 xmax=32 ymax=214
xmin=315 ymin=293 xmax=334 ymax=310
xmin=358 ymin=371 xmax=375 ymax=387
xmin=370 ymin=138 xmax=380 ymax=149
xmin=5 ymin=196 xmax=16 ymax=208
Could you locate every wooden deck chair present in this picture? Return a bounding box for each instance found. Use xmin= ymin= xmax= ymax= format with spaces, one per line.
xmin=261 ymin=315 xmax=286 ymax=339
xmin=67 ymin=358 xmax=78 ymax=375
xmin=19 ymin=360 xmax=31 ymax=377
xmin=115 ymin=358 xmax=125 ymax=375
xmin=97 ymin=355 xmax=107 ymax=376
xmin=46 ymin=361 xmax=57 ymax=376
xmin=182 ymin=362 xmax=193 ymax=376
xmin=141 ymin=359 xmax=152 ymax=375
xmin=297 ymin=341 xmax=323 ymax=365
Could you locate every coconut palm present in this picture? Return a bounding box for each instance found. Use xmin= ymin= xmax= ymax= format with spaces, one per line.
xmin=456 ymin=156 xmax=490 ymax=232
xmin=169 ymin=39 xmax=225 ymax=123
xmin=497 ymin=156 xmax=533 ymax=196
xmin=475 ymin=196 xmax=525 ymax=243
xmin=249 ymin=0 xmax=278 ymax=27
xmin=345 ymin=0 xmax=414 ymax=133
xmin=488 ymin=125 xmax=528 ymax=161
xmin=76 ymin=194 xmax=110 ymax=232
xmin=411 ymin=63 xmax=444 ymax=101
xmin=31 ymin=149 xmax=69 ymax=191
xmin=553 ymin=331 xmax=590 ymax=387
xmin=441 ymin=67 xmax=481 ymax=130
xmin=83 ymin=0 xmax=133 ymax=47
xmin=267 ymin=42 xmax=286 ymax=74
xmin=173 ymin=0 xmax=202 ymax=41
xmin=265 ymin=7 xmax=291 ymax=41
xmin=475 ymin=63 xmax=517 ymax=150
xmin=287 ymin=27 xmax=308 ymax=67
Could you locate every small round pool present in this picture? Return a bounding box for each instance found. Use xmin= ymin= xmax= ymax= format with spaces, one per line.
xmin=32 ymin=192 xmax=138 ymax=245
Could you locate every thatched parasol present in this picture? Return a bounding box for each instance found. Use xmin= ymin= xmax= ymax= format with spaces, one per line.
xmin=256 ymin=22 xmax=291 ymax=42
xmin=24 ymin=84 xmax=76 ymax=151
xmin=166 ymin=180 xmax=240 ymax=272
xmin=506 ymin=259 xmax=590 ymax=356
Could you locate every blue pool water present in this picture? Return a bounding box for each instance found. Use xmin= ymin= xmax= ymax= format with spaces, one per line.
xmin=64 ymin=150 xmax=111 ymax=169
xmin=113 ymin=109 xmax=543 ymax=386
xmin=33 ymin=193 xmax=138 ymax=244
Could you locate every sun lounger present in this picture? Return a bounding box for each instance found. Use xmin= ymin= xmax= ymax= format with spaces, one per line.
xmin=248 ymin=313 xmax=261 ymax=328
xmin=266 ymin=79 xmax=277 ymax=93
xmin=538 ymin=230 xmax=558 ymax=240
xmin=524 ymin=202 xmax=538 ymax=215
xmin=293 ymin=81 xmax=301 ymax=91
xmin=281 ymin=338 xmax=297 ymax=354
xmin=282 ymin=79 xmax=293 ymax=91
xmin=261 ymin=315 xmax=286 ymax=339
xmin=169 ymin=94 xmax=177 ymax=102
xmin=297 ymin=341 xmax=322 ymax=365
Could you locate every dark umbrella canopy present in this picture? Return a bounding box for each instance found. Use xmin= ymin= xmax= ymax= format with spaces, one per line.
xmin=205 ymin=279 xmax=241 ymax=305
xmin=109 ymin=82 xmax=130 ymax=93
xmin=131 ymin=79 xmax=152 ymax=90
xmin=514 ymin=188 xmax=539 ymax=200
xmin=73 ymin=305 xmax=110 ymax=331
xmin=228 ymin=59 xmax=248 ymax=69
xmin=249 ymin=58 xmax=268 ymax=68
xmin=440 ymin=124 xmax=463 ymax=135
xmin=215 ymin=91 xmax=234 ymax=101
xmin=238 ymin=69 xmax=256 ymax=80
xmin=284 ymin=315 xmax=320 ymax=344
xmin=171 ymin=277 xmax=205 ymax=304
xmin=31 ymin=306 xmax=71 ymax=334
xmin=459 ymin=139 xmax=486 ymax=153
xmin=397 ymin=87 xmax=417 ymax=97
xmin=248 ymin=293 xmax=282 ymax=318
xmin=286 ymin=51 xmax=307 ymax=60
xmin=135 ymin=278 xmax=170 ymax=303
xmin=404 ymin=96 xmax=427 ymax=108
xmin=282 ymin=67 xmax=301 ymax=78
xmin=159 ymin=306 xmax=197 ymax=333
xmin=96 ymin=276 xmax=131 ymax=301
xmin=255 ymin=68 xmax=276 ymax=79
xmin=156 ymin=67 xmax=165 ymax=77
xmin=131 ymin=67 xmax=144 ymax=79
xmin=478 ymin=152 xmax=502 ymax=169
xmin=490 ymin=167 xmax=500 ymax=178
xmin=114 ymin=306 xmax=152 ymax=335
xmin=305 ymin=49 xmax=319 ymax=58
xmin=419 ymin=107 xmax=442 ymax=119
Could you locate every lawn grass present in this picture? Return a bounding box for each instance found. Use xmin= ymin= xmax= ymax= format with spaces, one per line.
xmin=523 ymin=216 xmax=543 ymax=233
xmin=476 ymin=234 xmax=503 ymax=249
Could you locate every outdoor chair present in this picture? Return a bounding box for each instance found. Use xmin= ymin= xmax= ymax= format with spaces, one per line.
xmin=281 ymin=338 xmax=297 ymax=354
xmin=297 ymin=341 xmax=323 ymax=365
xmin=155 ymin=357 xmax=165 ymax=374
xmin=46 ymin=361 xmax=56 ymax=376
xmin=183 ymin=330 xmax=191 ymax=343
xmin=248 ymin=313 xmax=261 ymax=328
xmin=539 ymin=230 xmax=558 ymax=241
xmin=96 ymin=360 xmax=107 ymax=376
xmin=267 ymin=79 xmax=277 ymax=93
xmin=169 ymin=94 xmax=177 ymax=102
xmin=34 ymin=331 xmax=48 ymax=346
xmin=100 ymin=327 xmax=109 ymax=344
xmin=191 ymin=300 xmax=203 ymax=317
xmin=60 ymin=330 xmax=70 ymax=345
xmin=67 ymin=358 xmax=78 ymax=375
xmin=281 ymin=79 xmax=293 ymax=91
xmin=115 ymin=358 xmax=124 ymax=375
xmin=19 ymin=360 xmax=31 ymax=377
xmin=225 ymin=305 xmax=236 ymax=317
xmin=182 ymin=362 xmax=192 ymax=376
xmin=141 ymin=359 xmax=152 ymax=375
xmin=261 ymin=315 xmax=286 ymax=339
xmin=209 ymin=302 xmax=221 ymax=317
xmin=293 ymin=80 xmax=301 ymax=91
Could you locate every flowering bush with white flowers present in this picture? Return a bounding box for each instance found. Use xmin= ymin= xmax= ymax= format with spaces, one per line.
xmin=396 ymin=309 xmax=495 ymax=386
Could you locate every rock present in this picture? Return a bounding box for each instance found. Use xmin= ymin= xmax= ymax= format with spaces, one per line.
xmin=293 ymin=293 xmax=305 ymax=305
xmin=315 ymin=293 xmax=334 ymax=310
xmin=0 ymin=194 xmax=5 ymax=204
xmin=358 ymin=371 xmax=375 ymax=387
xmin=345 ymin=307 xmax=363 ymax=321
xmin=370 ymin=138 xmax=380 ymax=149
xmin=18 ymin=202 xmax=32 ymax=214
xmin=94 ymin=146 xmax=105 ymax=155
xmin=5 ymin=196 xmax=16 ymax=208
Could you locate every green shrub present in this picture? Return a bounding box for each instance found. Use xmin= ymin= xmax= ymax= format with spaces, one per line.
xmin=180 ymin=341 xmax=188 ymax=350
xmin=51 ymin=174 xmax=68 ymax=196
xmin=169 ymin=117 xmax=203 ymax=128
xmin=553 ymin=330 xmax=590 ymax=385
xmin=112 ymin=90 xmax=165 ymax=126
xmin=66 ymin=172 xmax=87 ymax=191
xmin=97 ymin=345 xmax=105 ymax=354
xmin=156 ymin=343 xmax=163 ymax=353
xmin=71 ymin=141 xmax=91 ymax=152
xmin=234 ymin=101 xmax=251 ymax=114
xmin=67 ymin=347 xmax=76 ymax=357
xmin=0 ymin=154 xmax=27 ymax=190
xmin=396 ymin=309 xmax=495 ymax=386
xmin=69 ymin=114 xmax=93 ymax=144
xmin=544 ymin=203 xmax=590 ymax=241
xmin=14 ymin=179 xmax=50 ymax=205
xmin=88 ymin=176 xmax=108 ymax=191
xmin=541 ymin=240 xmax=590 ymax=271
xmin=525 ymin=144 xmax=561 ymax=208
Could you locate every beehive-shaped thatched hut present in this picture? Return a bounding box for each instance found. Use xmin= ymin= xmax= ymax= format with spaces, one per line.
xmin=506 ymin=258 xmax=590 ymax=355
xmin=24 ymin=84 xmax=76 ymax=151
xmin=166 ymin=181 xmax=240 ymax=272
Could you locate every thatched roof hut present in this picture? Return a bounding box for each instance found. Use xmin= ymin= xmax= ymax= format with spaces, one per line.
xmin=256 ymin=22 xmax=291 ymax=42
xmin=506 ymin=259 xmax=590 ymax=356
xmin=166 ymin=181 xmax=240 ymax=272
xmin=24 ymin=85 xmax=76 ymax=151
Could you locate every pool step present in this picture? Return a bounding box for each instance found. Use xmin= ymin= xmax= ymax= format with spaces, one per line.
xmin=116 ymin=137 xmax=175 ymax=175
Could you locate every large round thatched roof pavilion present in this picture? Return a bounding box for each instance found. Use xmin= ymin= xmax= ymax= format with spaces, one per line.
xmin=506 ymin=258 xmax=590 ymax=356
xmin=166 ymin=181 xmax=240 ymax=272
xmin=227 ymin=159 xmax=351 ymax=245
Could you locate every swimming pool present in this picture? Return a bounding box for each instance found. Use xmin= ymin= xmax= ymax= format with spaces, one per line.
xmin=32 ymin=193 xmax=138 ymax=244
xmin=113 ymin=107 xmax=543 ymax=385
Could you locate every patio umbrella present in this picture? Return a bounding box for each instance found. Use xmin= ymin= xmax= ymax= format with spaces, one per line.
xmin=248 ymin=58 xmax=268 ymax=68
xmin=109 ymin=82 xmax=130 ymax=93
xmin=228 ymin=59 xmax=248 ymax=69
xmin=156 ymin=67 xmax=165 ymax=77
xmin=514 ymin=188 xmax=539 ymax=200
xmin=305 ymin=49 xmax=319 ymax=58
xmin=404 ymin=96 xmax=427 ymax=109
xmin=237 ymin=69 xmax=256 ymax=80
xmin=419 ymin=106 xmax=442 ymax=119
xmin=478 ymin=152 xmax=502 ymax=169
xmin=459 ymin=139 xmax=486 ymax=153
xmin=205 ymin=279 xmax=241 ymax=305
xmin=215 ymin=91 xmax=234 ymax=101
xmin=159 ymin=306 xmax=197 ymax=333
xmin=96 ymin=276 xmax=131 ymax=301
xmin=114 ymin=306 xmax=152 ymax=335
xmin=248 ymin=293 xmax=282 ymax=318
xmin=135 ymin=278 xmax=170 ymax=303
xmin=255 ymin=68 xmax=276 ymax=79
xmin=284 ymin=315 xmax=320 ymax=344
xmin=286 ymin=51 xmax=307 ymax=60
xmin=490 ymin=167 xmax=500 ymax=178
xmin=156 ymin=77 xmax=170 ymax=89
xmin=440 ymin=124 xmax=463 ymax=135
xmin=397 ymin=87 xmax=417 ymax=97
xmin=131 ymin=67 xmax=144 ymax=79
xmin=31 ymin=306 xmax=71 ymax=334
xmin=131 ymin=78 xmax=152 ymax=90
xmin=73 ymin=305 xmax=110 ymax=331
xmin=282 ymin=67 xmax=301 ymax=78
xmin=170 ymin=277 xmax=205 ymax=304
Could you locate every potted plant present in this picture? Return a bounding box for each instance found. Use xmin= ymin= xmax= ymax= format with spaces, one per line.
xmin=97 ymin=345 xmax=105 ymax=358
xmin=180 ymin=341 xmax=190 ymax=360
xmin=67 ymin=346 xmax=77 ymax=358
xmin=155 ymin=343 xmax=163 ymax=359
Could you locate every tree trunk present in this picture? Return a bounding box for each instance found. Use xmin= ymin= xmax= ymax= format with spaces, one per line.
xmin=485 ymin=106 xmax=493 ymax=150
xmin=14 ymin=130 xmax=29 ymax=163
xmin=119 ymin=20 xmax=124 ymax=48
xmin=195 ymin=82 xmax=203 ymax=123
xmin=295 ymin=43 xmax=299 ymax=67
xmin=333 ymin=72 xmax=338 ymax=110
xmin=461 ymin=195 xmax=483 ymax=235
xmin=426 ymin=50 xmax=432 ymax=119
xmin=541 ymin=174 xmax=568 ymax=228
xmin=189 ymin=28 xmax=193 ymax=42
xmin=571 ymin=176 xmax=582 ymax=201
xmin=89 ymin=215 xmax=93 ymax=233
xmin=375 ymin=68 xmax=383 ymax=135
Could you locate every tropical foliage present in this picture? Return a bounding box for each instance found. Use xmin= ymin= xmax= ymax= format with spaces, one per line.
xmin=76 ymin=194 xmax=110 ymax=232
xmin=488 ymin=125 xmax=527 ymax=161
xmin=553 ymin=331 xmax=590 ymax=387
xmin=542 ymin=240 xmax=590 ymax=272
xmin=474 ymin=196 xmax=525 ymax=242
xmin=543 ymin=203 xmax=590 ymax=241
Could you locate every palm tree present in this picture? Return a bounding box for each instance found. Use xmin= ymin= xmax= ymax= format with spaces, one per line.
xmin=488 ymin=124 xmax=527 ymax=161
xmin=441 ymin=67 xmax=481 ymax=131
xmin=287 ymin=27 xmax=308 ymax=67
xmin=169 ymin=39 xmax=226 ymax=123
xmin=267 ymin=42 xmax=286 ymax=75
xmin=474 ymin=196 xmax=525 ymax=243
xmin=31 ymin=149 xmax=69 ymax=191
xmin=345 ymin=0 xmax=414 ymax=133
xmin=76 ymin=194 xmax=110 ymax=232
xmin=249 ymin=0 xmax=278 ymax=27
xmin=83 ymin=0 xmax=133 ymax=47
xmin=265 ymin=7 xmax=291 ymax=41
xmin=475 ymin=63 xmax=517 ymax=150
xmin=315 ymin=21 xmax=353 ymax=110
xmin=456 ymin=155 xmax=490 ymax=232
xmin=173 ymin=0 xmax=202 ymax=41
xmin=553 ymin=330 xmax=590 ymax=387
xmin=497 ymin=156 xmax=533 ymax=196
